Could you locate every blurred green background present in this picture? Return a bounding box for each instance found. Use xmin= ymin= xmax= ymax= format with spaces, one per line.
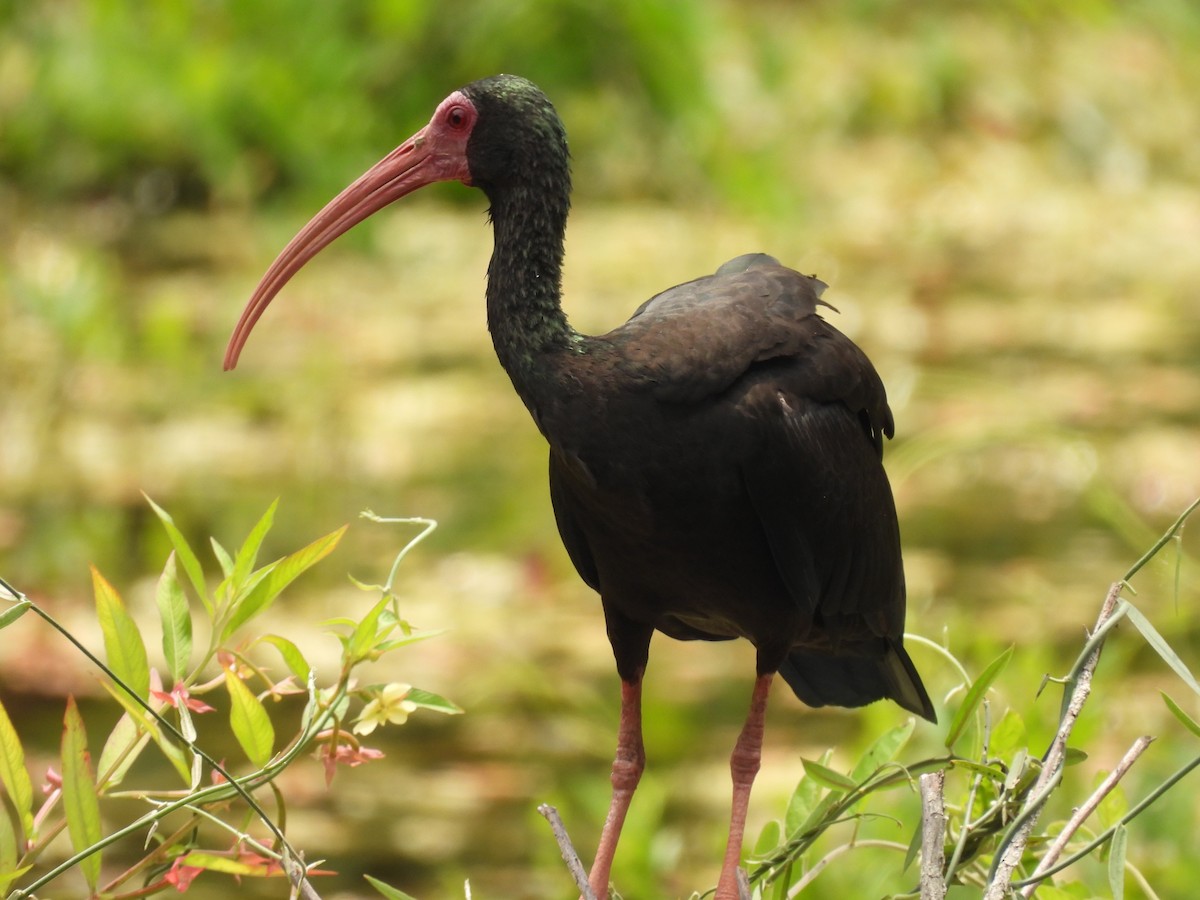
xmin=2 ymin=1 xmax=1199 ymax=897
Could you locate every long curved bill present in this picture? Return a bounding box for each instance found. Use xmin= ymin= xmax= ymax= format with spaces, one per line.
xmin=224 ymin=124 xmax=466 ymax=370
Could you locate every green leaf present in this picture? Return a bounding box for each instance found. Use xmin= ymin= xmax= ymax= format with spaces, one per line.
xmin=903 ymin=814 xmax=922 ymax=872
xmin=404 ymin=687 xmax=463 ymax=715
xmin=949 ymin=758 xmax=1006 ymax=781
xmin=945 ymin=646 xmax=1013 ymax=750
xmin=1162 ymin=692 xmax=1200 ymax=740
xmin=177 ymin=850 xmax=279 ymax=876
xmin=1107 ymin=823 xmax=1127 ymax=900
xmin=223 ymin=524 xmax=347 ymax=639
xmin=988 ymin=709 xmax=1027 ymax=759
xmin=751 ymin=819 xmax=782 ymax=858
xmin=1123 ymin=602 xmax=1200 ymax=697
xmin=61 ymin=697 xmax=102 ymax=891
xmin=257 ymin=634 xmax=312 ymax=682
xmin=364 ymin=873 xmax=420 ymax=900
xmin=374 ymin=630 xmax=445 ymax=655
xmin=1063 ymin=746 xmax=1089 ymax=766
xmin=0 ymin=698 xmax=34 ymax=841
xmin=98 ymin=680 xmax=192 ymax=785
xmin=156 ymin=553 xmax=192 ymax=683
xmin=210 ymin=537 xmax=235 ymax=579
xmin=786 ymin=748 xmax=832 ymax=834
xmin=225 ymin=670 xmax=275 ymax=768
xmin=0 ymin=796 xmax=29 ymax=894
xmin=0 ymin=599 xmax=31 ymax=630
xmin=348 ymin=594 xmax=392 ymax=662
xmin=234 ymin=499 xmax=278 ymax=587
xmin=851 ymin=718 xmax=916 ymax=782
xmin=92 ymin=566 xmax=150 ymax=701
xmin=145 ymin=493 xmax=210 ymax=614
xmin=800 ymin=757 xmax=856 ymax=793
xmin=1096 ymin=772 xmax=1129 ymax=831
xmin=96 ymin=711 xmax=154 ymax=789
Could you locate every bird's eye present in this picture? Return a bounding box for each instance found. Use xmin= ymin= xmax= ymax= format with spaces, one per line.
xmin=446 ymin=105 xmax=469 ymax=130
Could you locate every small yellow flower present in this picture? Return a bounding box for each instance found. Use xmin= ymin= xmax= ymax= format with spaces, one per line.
xmin=353 ymin=682 xmax=418 ymax=735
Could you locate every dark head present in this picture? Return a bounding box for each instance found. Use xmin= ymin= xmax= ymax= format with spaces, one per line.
xmin=224 ymin=75 xmax=570 ymax=370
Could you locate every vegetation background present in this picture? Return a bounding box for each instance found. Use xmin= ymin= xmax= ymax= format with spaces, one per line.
xmin=1 ymin=0 xmax=1198 ymax=897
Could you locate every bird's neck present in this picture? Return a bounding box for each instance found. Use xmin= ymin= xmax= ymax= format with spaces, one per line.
xmin=484 ymin=187 xmax=579 ymax=406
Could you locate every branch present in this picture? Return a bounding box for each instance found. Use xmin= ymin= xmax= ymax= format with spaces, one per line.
xmin=920 ymin=771 xmax=947 ymax=900
xmin=984 ymin=581 xmax=1124 ymax=899
xmin=1020 ymin=735 xmax=1153 ymax=897
xmin=537 ymin=804 xmax=597 ymax=900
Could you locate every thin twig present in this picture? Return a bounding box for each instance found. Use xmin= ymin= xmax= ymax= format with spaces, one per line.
xmin=1012 ymin=751 xmax=1200 ymax=887
xmin=537 ymin=804 xmax=597 ymax=900
xmin=983 ymin=581 xmax=1124 ymax=899
xmin=1020 ymin=734 xmax=1153 ymax=897
xmin=919 ymin=771 xmax=947 ymax=900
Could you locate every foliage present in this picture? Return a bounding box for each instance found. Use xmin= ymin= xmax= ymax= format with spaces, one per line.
xmin=730 ymin=499 xmax=1200 ymax=899
xmin=2 ymin=1 xmax=1200 ymax=895
xmin=0 ymin=499 xmax=457 ymax=898
xmin=5 ymin=1 xmax=1200 ymax=212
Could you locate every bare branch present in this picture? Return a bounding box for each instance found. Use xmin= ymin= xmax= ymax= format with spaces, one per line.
xmin=538 ymin=804 xmax=597 ymax=900
xmin=1020 ymin=735 xmax=1154 ymax=897
xmin=920 ymin=771 xmax=947 ymax=900
xmin=984 ymin=581 xmax=1124 ymax=899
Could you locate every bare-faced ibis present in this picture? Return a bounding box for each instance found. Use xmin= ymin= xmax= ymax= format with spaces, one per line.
xmin=225 ymin=75 xmax=936 ymax=898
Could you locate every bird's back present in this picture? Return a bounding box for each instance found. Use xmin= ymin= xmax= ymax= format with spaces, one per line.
xmin=544 ymin=256 xmax=934 ymax=721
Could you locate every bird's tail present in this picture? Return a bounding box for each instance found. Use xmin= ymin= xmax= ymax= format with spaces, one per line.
xmin=778 ymin=639 xmax=936 ymax=723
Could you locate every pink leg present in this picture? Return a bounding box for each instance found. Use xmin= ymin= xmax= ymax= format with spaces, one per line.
xmin=715 ymin=674 xmax=773 ymax=900
xmin=585 ymin=676 xmax=645 ymax=900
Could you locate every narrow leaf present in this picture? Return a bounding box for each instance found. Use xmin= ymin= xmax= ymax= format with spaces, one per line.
xmin=988 ymin=709 xmax=1027 ymax=758
xmin=364 ymin=874 xmax=420 ymax=900
xmin=0 ymin=698 xmax=34 ymax=840
xmin=752 ymin=819 xmax=782 ymax=857
xmin=177 ymin=850 xmax=281 ymax=877
xmin=224 ymin=525 xmax=347 ymax=639
xmin=0 ymin=799 xmax=29 ymax=894
xmin=903 ymin=815 xmax=923 ymax=872
xmin=98 ymin=680 xmax=191 ymax=785
xmin=1123 ymin=602 xmax=1200 ymax=697
xmin=945 ymin=646 xmax=1013 ymax=750
xmin=404 ymin=687 xmax=464 ymax=715
xmin=156 ymin=553 xmax=192 ymax=683
xmin=800 ymin=757 xmax=856 ymax=793
xmin=851 ymin=718 xmax=916 ymax=782
xmin=1107 ymin=823 xmax=1127 ymax=900
xmin=144 ymin=493 xmax=210 ymax=614
xmin=949 ymin=758 xmax=1007 ymax=780
xmin=234 ymin=499 xmax=279 ymax=587
xmin=210 ymin=537 xmax=235 ymax=579
xmin=96 ymin=711 xmax=154 ymax=790
xmin=1096 ymin=771 xmax=1128 ymax=831
xmin=61 ymin=697 xmax=102 ymax=890
xmin=1162 ymin=692 xmax=1200 ymax=740
xmin=786 ymin=748 xmax=832 ymax=834
xmin=225 ymin=670 xmax=275 ymax=768
xmin=374 ymin=630 xmax=445 ymax=654
xmin=92 ymin=566 xmax=151 ymax=700
xmin=348 ymin=595 xmax=392 ymax=662
xmin=257 ymin=635 xmax=312 ymax=682
xmin=0 ymin=599 xmax=31 ymax=630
